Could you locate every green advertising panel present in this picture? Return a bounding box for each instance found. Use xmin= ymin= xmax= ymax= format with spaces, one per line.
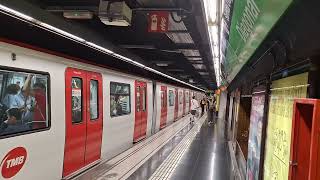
xmin=223 ymin=0 xmax=293 ymax=82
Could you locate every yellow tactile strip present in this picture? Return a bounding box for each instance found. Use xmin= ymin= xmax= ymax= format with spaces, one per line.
xmin=148 ymin=115 xmax=206 ymax=180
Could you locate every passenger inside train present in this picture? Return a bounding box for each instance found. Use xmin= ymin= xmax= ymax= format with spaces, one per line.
xmin=0 ymin=70 xmax=49 ymax=136
xmin=110 ymin=82 xmax=131 ymax=117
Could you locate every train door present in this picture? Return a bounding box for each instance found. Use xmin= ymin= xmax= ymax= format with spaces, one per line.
xmin=63 ymin=68 xmax=103 ymax=177
xmin=160 ymin=86 xmax=167 ymax=129
xmin=183 ymin=90 xmax=186 ymax=116
xmin=134 ymin=81 xmax=148 ymax=142
xmin=174 ymin=88 xmax=178 ymax=121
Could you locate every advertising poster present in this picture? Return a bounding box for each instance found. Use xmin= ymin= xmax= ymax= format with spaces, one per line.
xmin=247 ymin=90 xmax=265 ymax=180
xmin=263 ymin=73 xmax=308 ymax=180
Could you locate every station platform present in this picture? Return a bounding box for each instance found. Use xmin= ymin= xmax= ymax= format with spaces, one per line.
xmin=72 ymin=113 xmax=231 ymax=180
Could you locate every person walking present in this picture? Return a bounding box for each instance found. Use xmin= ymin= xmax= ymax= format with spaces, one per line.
xmin=208 ymin=95 xmax=216 ymax=125
xmin=200 ymin=97 xmax=206 ymax=116
xmin=190 ymin=96 xmax=199 ymax=124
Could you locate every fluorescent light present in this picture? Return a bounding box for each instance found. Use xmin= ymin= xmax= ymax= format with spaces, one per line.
xmin=39 ymin=22 xmax=86 ymax=42
xmin=114 ymin=54 xmax=146 ymax=68
xmin=156 ymin=63 xmax=169 ymax=67
xmin=0 ymin=4 xmax=35 ymax=21
xmin=202 ymin=0 xmax=221 ymax=86
xmin=187 ymin=57 xmax=202 ymax=61
xmin=0 ymin=4 xmax=86 ymax=43
xmin=63 ymin=11 xmax=93 ymax=20
xmin=86 ymin=42 xmax=114 ymax=54
xmin=203 ymin=0 xmax=217 ymax=24
xmin=144 ymin=66 xmax=204 ymax=91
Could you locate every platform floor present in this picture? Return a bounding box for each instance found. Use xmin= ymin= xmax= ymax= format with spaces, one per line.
xmin=73 ymin=113 xmax=231 ymax=180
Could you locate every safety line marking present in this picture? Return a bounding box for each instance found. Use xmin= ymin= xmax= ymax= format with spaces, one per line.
xmin=148 ymin=115 xmax=206 ymax=180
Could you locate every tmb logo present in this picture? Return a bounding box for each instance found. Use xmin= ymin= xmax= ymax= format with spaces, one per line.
xmin=1 ymin=147 xmax=27 ymax=179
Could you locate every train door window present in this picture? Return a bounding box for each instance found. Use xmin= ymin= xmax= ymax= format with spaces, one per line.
xmin=110 ymin=82 xmax=131 ymax=117
xmin=90 ymin=80 xmax=98 ymax=120
xmin=136 ymin=86 xmax=141 ymax=112
xmin=161 ymin=91 xmax=164 ymax=107
xmin=186 ymin=92 xmax=189 ymax=103
xmin=142 ymin=87 xmax=146 ymax=111
xmin=72 ymin=78 xmax=82 ymax=123
xmin=169 ymin=90 xmax=174 ymax=106
xmin=161 ymin=90 xmax=167 ymax=108
xmin=0 ymin=69 xmax=50 ymax=137
xmin=179 ymin=92 xmax=183 ymax=104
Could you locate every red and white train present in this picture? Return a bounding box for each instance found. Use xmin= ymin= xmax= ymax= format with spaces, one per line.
xmin=0 ymin=41 xmax=204 ymax=179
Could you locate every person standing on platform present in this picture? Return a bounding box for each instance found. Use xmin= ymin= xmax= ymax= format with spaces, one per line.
xmin=208 ymin=95 xmax=216 ymax=125
xmin=206 ymin=96 xmax=210 ymax=111
xmin=214 ymin=94 xmax=218 ymax=117
xmin=200 ymin=97 xmax=206 ymax=116
xmin=190 ymin=96 xmax=199 ymax=124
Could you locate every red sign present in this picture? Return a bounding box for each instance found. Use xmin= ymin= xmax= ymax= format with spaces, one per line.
xmin=1 ymin=147 xmax=27 ymax=179
xmin=148 ymin=11 xmax=169 ymax=33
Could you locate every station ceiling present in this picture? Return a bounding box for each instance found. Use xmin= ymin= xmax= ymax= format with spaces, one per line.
xmin=0 ymin=0 xmax=217 ymax=90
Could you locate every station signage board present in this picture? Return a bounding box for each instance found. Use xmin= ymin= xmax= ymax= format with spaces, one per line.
xmin=148 ymin=11 xmax=169 ymax=33
xmin=222 ymin=0 xmax=293 ymax=83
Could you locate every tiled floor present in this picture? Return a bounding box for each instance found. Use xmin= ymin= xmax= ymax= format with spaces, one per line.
xmin=73 ymin=114 xmax=200 ymax=180
xmin=73 ymin=113 xmax=231 ymax=180
xmin=166 ymin=117 xmax=231 ymax=180
xmin=132 ymin=114 xmax=231 ymax=180
xmin=147 ymin=117 xmax=205 ymax=180
xmin=127 ymin=123 xmax=194 ymax=180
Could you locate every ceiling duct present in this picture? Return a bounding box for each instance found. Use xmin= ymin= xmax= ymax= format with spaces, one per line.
xmin=98 ymin=1 xmax=132 ymax=26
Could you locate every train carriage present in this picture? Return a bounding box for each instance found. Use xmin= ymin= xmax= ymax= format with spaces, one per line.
xmin=0 ymin=41 xmax=203 ymax=179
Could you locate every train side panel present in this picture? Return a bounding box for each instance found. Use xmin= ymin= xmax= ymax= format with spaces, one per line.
xmin=0 ymin=42 xmax=66 ymax=180
xmin=146 ymin=81 xmax=153 ymax=137
xmin=154 ymin=84 xmax=162 ymax=133
xmin=100 ymin=74 xmax=135 ymax=160
xmin=186 ymin=90 xmax=190 ymax=113
xmin=166 ymin=86 xmax=175 ymax=125
xmin=178 ymin=89 xmax=183 ymax=118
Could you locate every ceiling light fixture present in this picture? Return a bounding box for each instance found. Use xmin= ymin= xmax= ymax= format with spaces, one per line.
xmin=0 ymin=4 xmax=205 ymax=91
xmin=39 ymin=22 xmax=86 ymax=42
xmin=63 ymin=11 xmax=93 ymax=19
xmin=0 ymin=4 xmax=34 ymax=21
xmin=202 ymin=0 xmax=221 ymax=86
xmin=86 ymin=42 xmax=114 ymax=54
xmin=156 ymin=63 xmax=169 ymax=67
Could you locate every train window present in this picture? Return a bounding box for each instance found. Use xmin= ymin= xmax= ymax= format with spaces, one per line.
xmin=142 ymin=87 xmax=146 ymax=111
xmin=72 ymin=78 xmax=82 ymax=123
xmin=110 ymin=82 xmax=131 ymax=117
xmin=136 ymin=86 xmax=140 ymax=112
xmin=0 ymin=74 xmax=3 ymax=96
xmin=90 ymin=80 xmax=98 ymax=120
xmin=186 ymin=92 xmax=189 ymax=103
xmin=0 ymin=69 xmax=50 ymax=137
xmin=169 ymin=90 xmax=174 ymax=106
xmin=161 ymin=91 xmax=164 ymax=107
xmin=179 ymin=92 xmax=183 ymax=104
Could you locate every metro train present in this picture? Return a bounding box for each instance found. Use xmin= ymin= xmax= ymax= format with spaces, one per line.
xmin=0 ymin=41 xmax=204 ymax=180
